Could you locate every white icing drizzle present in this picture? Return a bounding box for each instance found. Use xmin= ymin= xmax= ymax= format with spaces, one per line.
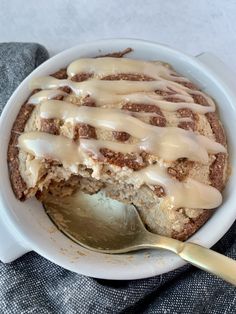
xmin=29 ymin=77 xmax=215 ymax=114
xmin=18 ymin=132 xmax=84 ymax=173
xmin=20 ymin=56 xmax=226 ymax=210
xmin=130 ymin=111 xmax=192 ymax=122
xmin=39 ymin=100 xmax=225 ymax=163
xmin=129 ymin=164 xmax=222 ymax=210
xmin=67 ymin=57 xmax=189 ymax=82
xmin=28 ymin=90 xmax=67 ymax=105
xmin=27 ymin=158 xmax=42 ymax=186
xmin=123 ymin=93 xmax=215 ymax=114
xmin=29 ymin=76 xmax=188 ymax=95
xmin=18 ymin=132 xmax=222 ymax=209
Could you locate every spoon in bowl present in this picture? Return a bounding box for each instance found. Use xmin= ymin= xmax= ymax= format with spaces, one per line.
xmin=43 ymin=190 xmax=236 ymax=285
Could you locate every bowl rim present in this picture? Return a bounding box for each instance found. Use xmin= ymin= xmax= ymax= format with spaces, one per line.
xmin=0 ymin=38 xmax=236 ymax=280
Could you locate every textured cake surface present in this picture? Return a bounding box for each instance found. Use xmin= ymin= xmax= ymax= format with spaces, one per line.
xmin=8 ymin=49 xmax=228 ymax=240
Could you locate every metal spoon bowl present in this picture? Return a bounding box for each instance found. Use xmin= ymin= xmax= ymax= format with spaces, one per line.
xmin=44 ymin=191 xmax=236 ymax=285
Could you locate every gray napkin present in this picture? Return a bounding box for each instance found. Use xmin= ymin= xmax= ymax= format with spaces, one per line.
xmin=0 ymin=43 xmax=235 ymax=314
xmin=0 ymin=43 xmax=49 ymax=115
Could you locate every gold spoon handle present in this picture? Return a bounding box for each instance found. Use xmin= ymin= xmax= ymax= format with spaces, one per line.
xmin=178 ymin=242 xmax=236 ymax=285
xmin=146 ymin=234 xmax=236 ymax=285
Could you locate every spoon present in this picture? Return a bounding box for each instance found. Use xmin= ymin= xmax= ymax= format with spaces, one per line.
xmin=44 ymin=190 xmax=236 ymax=285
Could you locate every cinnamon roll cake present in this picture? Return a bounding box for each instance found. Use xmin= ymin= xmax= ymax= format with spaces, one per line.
xmin=8 ymin=49 xmax=228 ymax=240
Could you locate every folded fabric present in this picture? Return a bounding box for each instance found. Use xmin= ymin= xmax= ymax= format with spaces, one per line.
xmin=0 ymin=42 xmax=235 ymax=314
xmin=0 ymin=42 xmax=49 ymax=114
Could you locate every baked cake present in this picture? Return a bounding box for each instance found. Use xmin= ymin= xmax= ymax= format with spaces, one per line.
xmin=8 ymin=49 xmax=228 ymax=240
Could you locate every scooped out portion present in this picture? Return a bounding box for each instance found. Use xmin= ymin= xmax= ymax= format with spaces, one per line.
xmin=8 ymin=49 xmax=228 ymax=240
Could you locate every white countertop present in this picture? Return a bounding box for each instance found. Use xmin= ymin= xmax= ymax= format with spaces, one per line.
xmin=1 ymin=0 xmax=236 ymax=67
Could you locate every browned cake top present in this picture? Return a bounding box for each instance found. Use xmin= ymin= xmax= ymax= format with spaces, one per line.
xmin=8 ymin=49 xmax=228 ymax=240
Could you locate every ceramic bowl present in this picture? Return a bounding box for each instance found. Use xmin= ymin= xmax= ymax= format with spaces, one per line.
xmin=0 ymin=39 xmax=235 ymax=279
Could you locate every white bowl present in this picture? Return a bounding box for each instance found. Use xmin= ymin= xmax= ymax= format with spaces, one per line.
xmin=0 ymin=39 xmax=236 ymax=280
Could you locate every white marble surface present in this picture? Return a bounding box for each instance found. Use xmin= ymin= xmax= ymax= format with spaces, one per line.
xmin=0 ymin=0 xmax=236 ymax=67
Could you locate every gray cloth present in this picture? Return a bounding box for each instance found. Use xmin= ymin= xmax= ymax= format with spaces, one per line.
xmin=0 ymin=43 xmax=235 ymax=314
xmin=0 ymin=42 xmax=49 ymax=114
